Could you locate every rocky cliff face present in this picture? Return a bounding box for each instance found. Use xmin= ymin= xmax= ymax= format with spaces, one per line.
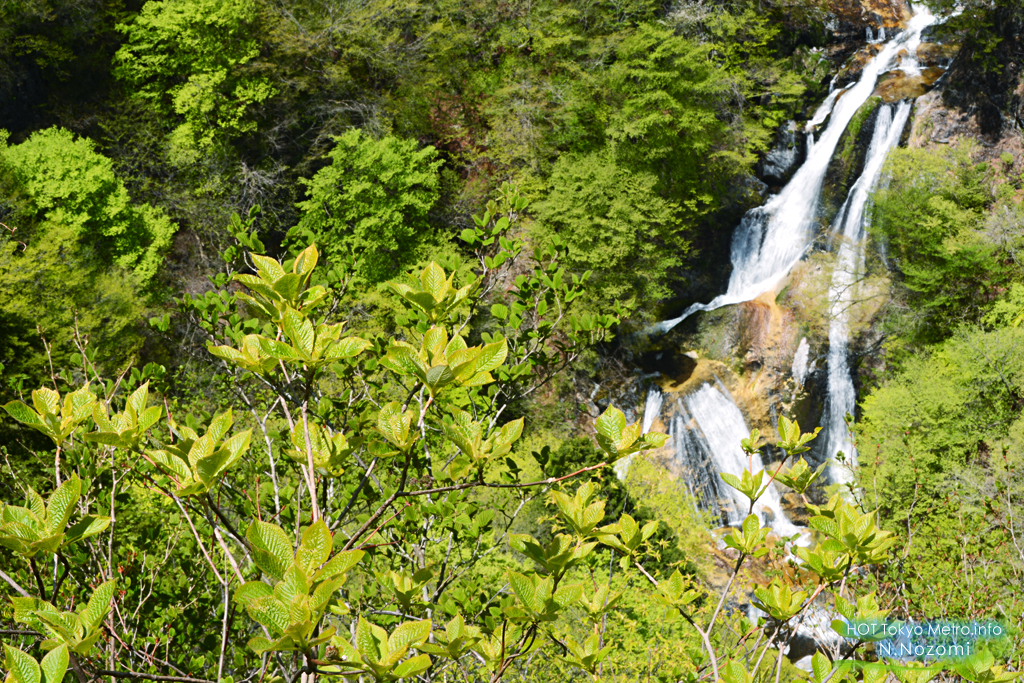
xmin=936 ymin=5 xmax=1024 ymax=138
xmin=822 ymin=0 xmax=912 ymax=71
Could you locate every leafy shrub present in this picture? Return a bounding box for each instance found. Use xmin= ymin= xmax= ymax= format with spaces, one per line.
xmin=290 ymin=130 xmax=443 ymax=284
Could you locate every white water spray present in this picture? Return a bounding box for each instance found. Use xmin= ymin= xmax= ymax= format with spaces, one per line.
xmin=641 ymin=384 xmax=664 ymax=435
xmin=792 ymin=337 xmax=811 ymax=387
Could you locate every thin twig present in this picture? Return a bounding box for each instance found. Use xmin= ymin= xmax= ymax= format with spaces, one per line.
xmin=95 ymin=671 xmax=216 ymax=683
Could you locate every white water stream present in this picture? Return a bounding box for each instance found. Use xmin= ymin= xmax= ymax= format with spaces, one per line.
xmin=653 ymin=6 xmax=937 ymax=335
xmin=642 ymin=383 xmax=806 ymax=539
xmin=823 ymin=100 xmax=913 ymax=485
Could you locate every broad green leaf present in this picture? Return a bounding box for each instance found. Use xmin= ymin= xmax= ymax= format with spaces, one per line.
xmin=45 ymin=476 xmax=82 ymax=536
xmin=298 ymin=520 xmax=332 ymax=570
xmin=508 ymin=572 xmax=535 ymax=611
xmin=65 ymin=516 xmax=111 ymax=543
xmin=327 ymin=337 xmax=372 ymax=360
xmin=247 ymin=520 xmax=293 ymax=579
xmin=420 ymin=262 xmax=448 ymax=302
xmin=389 ymin=620 xmax=431 ymax=652
xmin=425 ymin=364 xmax=455 ymax=390
xmin=283 ymin=308 xmax=315 ymax=358
xmin=316 ymin=550 xmax=365 ymax=580
xmin=595 ymin=406 xmax=626 ymax=454
xmin=473 ymin=339 xmax=507 ymax=374
xmin=81 ymin=579 xmax=117 ymax=631
xmin=39 ymin=645 xmax=68 ymax=683
xmin=811 ymin=651 xmax=831 ymax=683
xmin=26 ymin=489 xmax=45 ymax=522
xmin=392 ymin=654 xmax=431 ymax=679
xmin=356 ymin=617 xmax=383 ymax=664
xmin=252 ymin=254 xmax=286 ymax=281
xmin=273 ymin=566 xmax=310 ymax=605
xmin=32 ymin=388 xmax=60 ymax=417
xmin=235 ymin=581 xmax=274 ymax=606
xmin=3 ymin=402 xmax=46 ymax=429
xmin=248 ymin=596 xmax=290 ymax=635
xmin=3 ymin=644 xmax=41 ymax=683
xmin=293 ymin=244 xmax=319 ymax=276
xmin=126 ymin=382 xmax=149 ymax=418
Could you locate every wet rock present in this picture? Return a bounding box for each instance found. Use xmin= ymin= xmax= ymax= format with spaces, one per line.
xmin=872 ymin=67 xmax=945 ymax=102
xmin=824 ymin=0 xmax=911 ymax=61
xmin=781 ymin=492 xmax=811 ymax=525
xmin=834 ymin=43 xmax=884 ymax=85
xmin=820 ymin=96 xmax=883 ymax=220
xmin=758 ymin=121 xmax=806 ymax=187
xmin=916 ymin=42 xmax=959 ymax=68
xmin=635 ymin=348 xmax=698 ymax=386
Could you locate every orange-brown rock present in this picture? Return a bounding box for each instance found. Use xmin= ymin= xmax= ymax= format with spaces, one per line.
xmin=828 ymin=0 xmax=911 ymax=28
xmin=872 ymin=67 xmax=945 ymax=102
xmin=916 ymin=42 xmax=959 ymax=67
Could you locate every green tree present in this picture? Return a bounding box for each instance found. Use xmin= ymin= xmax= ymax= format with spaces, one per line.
xmin=0 ymin=128 xmax=173 ymax=389
xmin=114 ymin=0 xmax=274 ymax=162
xmin=859 ymin=324 xmax=1024 ymax=513
xmin=532 ymin=150 xmax=686 ymax=312
xmin=1 ymin=237 xmax=942 ymax=683
xmin=857 ymin=323 xmax=1024 ymax=622
xmin=869 ymin=143 xmax=1002 ymax=342
xmin=1 ymin=128 xmax=175 ymax=282
xmin=603 ymin=24 xmax=730 ymax=175
xmin=289 ymin=129 xmax=444 ymax=284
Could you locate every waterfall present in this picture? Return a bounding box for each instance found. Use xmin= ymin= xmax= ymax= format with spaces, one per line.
xmin=792 ymin=337 xmax=811 ymax=387
xmin=641 ymin=384 xmax=664 ymax=434
xmin=823 ymin=100 xmax=913 ymax=485
xmin=653 ymin=6 xmax=938 ymax=335
xmin=668 ymin=402 xmax=724 ymax=520
xmin=649 ymin=381 xmax=803 ymax=537
xmin=683 ymin=384 xmax=803 ymax=537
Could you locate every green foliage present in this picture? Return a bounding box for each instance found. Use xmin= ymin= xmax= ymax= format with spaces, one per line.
xmin=602 ymin=24 xmax=730 ymax=174
xmin=859 ymin=322 xmax=1024 ymax=620
xmin=326 ymin=617 xmax=432 ymax=681
xmin=2 ymin=237 xmax=1016 ymax=683
xmin=114 ymin=0 xmax=274 ymax=161
xmin=2 ymin=385 xmax=96 ymax=449
xmin=0 ymin=474 xmax=110 ymax=558
xmin=290 ymin=130 xmax=443 ymax=284
xmin=237 ymin=519 xmax=364 ymax=653
xmin=870 ymin=143 xmax=1004 ymax=342
xmin=148 ymin=408 xmax=251 ymax=495
xmin=2 ymin=643 xmax=68 ymax=683
xmin=0 ymin=128 xmax=175 ymax=283
xmin=12 ymin=581 xmax=116 ymax=654
xmin=860 ymin=324 xmax=1024 ymax=511
xmin=532 ymin=150 xmax=687 ymax=312
xmin=0 ymin=128 xmax=173 ymax=393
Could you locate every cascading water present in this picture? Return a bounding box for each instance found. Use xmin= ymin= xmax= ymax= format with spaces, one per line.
xmin=823 ymin=100 xmax=913 ymax=485
xmin=667 ymin=401 xmax=724 ymax=520
xmin=792 ymin=337 xmax=811 ymax=387
xmin=683 ymin=383 xmax=803 ymax=537
xmin=641 ymin=384 xmax=664 ymax=435
xmin=653 ymin=6 xmax=938 ymax=335
xmin=646 ymin=382 xmax=804 ymax=538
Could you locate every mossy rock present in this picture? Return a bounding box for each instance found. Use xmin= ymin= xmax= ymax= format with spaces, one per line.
xmin=819 ymin=95 xmax=884 ymax=222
